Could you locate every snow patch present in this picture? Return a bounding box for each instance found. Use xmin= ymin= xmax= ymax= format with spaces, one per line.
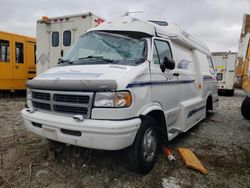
xmin=162 ymin=177 xmax=180 ymax=188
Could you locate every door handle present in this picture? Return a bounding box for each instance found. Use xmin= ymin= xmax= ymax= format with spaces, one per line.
xmin=61 ymin=50 xmax=64 ymax=57
xmin=173 ymin=73 xmax=180 ymax=77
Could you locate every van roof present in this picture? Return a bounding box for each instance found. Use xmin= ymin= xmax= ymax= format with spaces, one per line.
xmin=89 ymin=16 xmax=211 ymax=56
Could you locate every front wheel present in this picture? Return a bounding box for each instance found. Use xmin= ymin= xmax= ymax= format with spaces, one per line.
xmin=241 ymin=97 xmax=250 ymax=120
xmin=128 ymin=116 xmax=158 ymax=175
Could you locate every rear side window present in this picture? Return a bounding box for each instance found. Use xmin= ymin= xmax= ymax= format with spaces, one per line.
xmin=63 ymin=30 xmax=71 ymax=46
xmin=154 ymin=40 xmax=172 ymax=64
xmin=15 ymin=42 xmax=24 ymax=64
xmin=217 ymin=73 xmax=223 ymax=81
xmin=52 ymin=32 xmax=59 ymax=47
xmin=0 ymin=40 xmax=10 ymax=62
xmin=178 ymin=59 xmax=192 ymax=69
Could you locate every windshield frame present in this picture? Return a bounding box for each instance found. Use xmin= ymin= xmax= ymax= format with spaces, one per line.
xmin=58 ymin=31 xmax=149 ymax=67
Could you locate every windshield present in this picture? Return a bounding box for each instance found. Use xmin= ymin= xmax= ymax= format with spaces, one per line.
xmin=60 ymin=31 xmax=147 ymax=66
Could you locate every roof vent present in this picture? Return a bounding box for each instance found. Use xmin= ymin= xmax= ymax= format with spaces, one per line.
xmin=148 ymin=20 xmax=168 ymax=26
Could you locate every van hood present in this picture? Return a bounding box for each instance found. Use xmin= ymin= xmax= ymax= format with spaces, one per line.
xmin=30 ymin=64 xmax=149 ymax=91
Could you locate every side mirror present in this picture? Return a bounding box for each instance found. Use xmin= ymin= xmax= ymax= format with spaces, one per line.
xmin=160 ymin=56 xmax=175 ymax=72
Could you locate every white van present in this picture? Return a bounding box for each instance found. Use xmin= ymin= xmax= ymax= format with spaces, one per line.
xmin=212 ymin=52 xmax=237 ymax=96
xmin=22 ymin=16 xmax=218 ymax=174
xmin=36 ymin=12 xmax=104 ymax=75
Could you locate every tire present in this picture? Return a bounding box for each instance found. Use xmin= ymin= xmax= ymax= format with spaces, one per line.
xmin=241 ymin=97 xmax=250 ymax=120
xmin=128 ymin=116 xmax=158 ymax=175
xmin=206 ymin=96 xmax=213 ymax=113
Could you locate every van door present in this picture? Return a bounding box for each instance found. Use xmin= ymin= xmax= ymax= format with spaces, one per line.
xmin=49 ymin=23 xmax=61 ymax=68
xmin=12 ymin=36 xmax=26 ymax=80
xmin=61 ymin=22 xmax=74 ymax=58
xmin=0 ymin=33 xmax=12 ymax=82
xmin=150 ymin=38 xmax=181 ymax=127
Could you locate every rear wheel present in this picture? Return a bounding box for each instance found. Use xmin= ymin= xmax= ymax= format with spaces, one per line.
xmin=206 ymin=96 xmax=213 ymax=113
xmin=241 ymin=97 xmax=250 ymax=120
xmin=128 ymin=116 xmax=158 ymax=174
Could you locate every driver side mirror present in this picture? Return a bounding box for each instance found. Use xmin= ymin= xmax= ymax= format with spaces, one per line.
xmin=160 ymin=56 xmax=175 ymax=72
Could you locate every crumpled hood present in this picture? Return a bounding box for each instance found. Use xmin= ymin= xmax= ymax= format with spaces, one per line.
xmin=32 ymin=64 xmax=149 ymax=90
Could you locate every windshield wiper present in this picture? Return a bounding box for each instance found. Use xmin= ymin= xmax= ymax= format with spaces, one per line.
xmin=78 ymin=56 xmax=117 ymax=63
xmin=58 ymin=59 xmax=73 ymax=65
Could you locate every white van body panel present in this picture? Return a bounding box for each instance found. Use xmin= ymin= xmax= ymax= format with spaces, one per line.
xmin=22 ymin=16 xmax=218 ymax=150
xmin=36 ymin=12 xmax=104 ymax=75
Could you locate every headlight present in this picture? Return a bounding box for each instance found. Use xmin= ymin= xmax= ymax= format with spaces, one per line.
xmin=26 ymin=89 xmax=33 ymax=108
xmin=94 ymin=91 xmax=132 ymax=107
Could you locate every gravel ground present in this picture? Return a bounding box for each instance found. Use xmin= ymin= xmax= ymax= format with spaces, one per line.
xmin=0 ymin=90 xmax=249 ymax=188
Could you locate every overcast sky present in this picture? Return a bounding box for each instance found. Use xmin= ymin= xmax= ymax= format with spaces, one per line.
xmin=0 ymin=0 xmax=249 ymax=52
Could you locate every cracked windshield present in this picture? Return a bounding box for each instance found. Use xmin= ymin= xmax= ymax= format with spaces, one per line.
xmin=61 ymin=31 xmax=147 ymax=65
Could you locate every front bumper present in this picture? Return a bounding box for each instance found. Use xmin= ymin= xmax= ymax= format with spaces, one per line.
xmin=21 ymin=109 xmax=141 ymax=150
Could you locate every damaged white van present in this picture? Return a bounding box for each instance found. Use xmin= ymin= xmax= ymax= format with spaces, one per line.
xmin=21 ymin=16 xmax=218 ymax=174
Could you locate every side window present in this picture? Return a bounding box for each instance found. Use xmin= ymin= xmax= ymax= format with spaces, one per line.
xmin=63 ymin=30 xmax=71 ymax=46
xmin=153 ymin=43 xmax=160 ymax=64
xmin=154 ymin=40 xmax=172 ymax=64
xmin=207 ymin=57 xmax=215 ymax=75
xmin=15 ymin=42 xmax=24 ymax=64
xmin=0 ymin=40 xmax=10 ymax=62
xmin=52 ymin=32 xmax=59 ymax=47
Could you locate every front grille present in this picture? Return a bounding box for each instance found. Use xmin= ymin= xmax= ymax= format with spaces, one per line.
xmin=54 ymin=94 xmax=89 ymax=104
xmin=31 ymin=90 xmax=93 ymax=118
xmin=33 ymin=101 xmax=51 ymax=110
xmin=32 ymin=92 xmax=50 ymax=101
xmin=54 ymin=105 xmax=88 ymax=115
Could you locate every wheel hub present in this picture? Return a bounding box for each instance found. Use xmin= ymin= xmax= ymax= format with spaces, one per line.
xmin=142 ymin=128 xmax=157 ymax=162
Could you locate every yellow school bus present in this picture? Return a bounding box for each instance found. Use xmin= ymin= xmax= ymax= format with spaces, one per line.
xmin=0 ymin=31 xmax=36 ymax=91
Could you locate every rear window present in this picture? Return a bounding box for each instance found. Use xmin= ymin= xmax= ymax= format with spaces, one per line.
xmin=52 ymin=32 xmax=59 ymax=47
xmin=217 ymin=73 xmax=223 ymax=81
xmin=63 ymin=30 xmax=71 ymax=46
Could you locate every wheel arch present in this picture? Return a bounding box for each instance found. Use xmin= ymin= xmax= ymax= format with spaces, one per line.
xmin=140 ymin=106 xmax=168 ymax=144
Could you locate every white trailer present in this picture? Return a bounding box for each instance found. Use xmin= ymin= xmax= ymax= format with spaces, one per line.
xmin=212 ymin=52 xmax=237 ymax=96
xmin=36 ymin=12 xmax=104 ymax=75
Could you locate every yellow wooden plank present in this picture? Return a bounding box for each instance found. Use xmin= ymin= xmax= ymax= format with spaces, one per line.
xmin=177 ymin=148 xmax=208 ymax=174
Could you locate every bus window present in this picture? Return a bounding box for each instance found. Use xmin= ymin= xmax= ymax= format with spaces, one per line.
xmin=0 ymin=40 xmax=10 ymax=62
xmin=16 ymin=42 xmax=24 ymax=63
